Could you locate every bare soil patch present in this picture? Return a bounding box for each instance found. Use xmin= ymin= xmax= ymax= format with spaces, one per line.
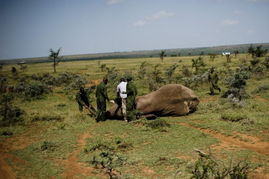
xmin=61 ymin=132 xmax=104 ymax=178
xmin=179 ymin=122 xmax=269 ymax=156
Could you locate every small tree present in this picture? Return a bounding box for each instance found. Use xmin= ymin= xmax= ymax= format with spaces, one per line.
xmin=209 ymin=54 xmax=217 ymax=61
xmin=100 ymin=64 xmax=107 ymax=72
xmin=234 ymin=50 xmax=239 ymax=57
xmin=192 ymin=57 xmax=205 ymax=74
xmin=138 ymin=61 xmax=148 ymax=79
xmin=160 ymin=50 xmax=166 ymax=62
xmin=165 ymin=64 xmax=178 ymax=83
xmin=49 ymin=48 xmax=62 ymax=73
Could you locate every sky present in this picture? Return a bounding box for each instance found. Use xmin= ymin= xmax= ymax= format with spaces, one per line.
xmin=0 ymin=0 xmax=269 ymax=59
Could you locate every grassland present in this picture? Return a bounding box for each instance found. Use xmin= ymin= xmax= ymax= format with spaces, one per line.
xmin=0 ymin=53 xmax=269 ymax=178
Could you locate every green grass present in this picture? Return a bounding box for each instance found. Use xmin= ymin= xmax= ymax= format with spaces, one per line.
xmin=1 ymin=53 xmax=269 ymax=178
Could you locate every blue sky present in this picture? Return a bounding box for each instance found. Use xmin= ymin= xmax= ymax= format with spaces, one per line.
xmin=0 ymin=0 xmax=269 ymax=59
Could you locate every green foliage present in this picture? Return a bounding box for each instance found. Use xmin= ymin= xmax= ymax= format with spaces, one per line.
xmin=160 ymin=50 xmax=166 ymax=62
xmin=86 ymin=141 xmax=127 ymax=179
xmin=138 ymin=61 xmax=148 ymax=79
xmin=189 ymin=151 xmax=251 ymax=179
xmin=0 ymin=94 xmax=24 ymax=126
xmin=31 ymin=114 xmax=63 ymax=122
xmin=248 ymin=45 xmax=268 ymax=57
xmin=40 ymin=141 xmax=57 ymax=151
xmin=15 ymin=80 xmax=51 ymax=100
xmin=49 ymin=48 xmax=62 ymax=73
xmin=182 ymin=65 xmax=192 ymax=77
xmin=147 ymin=64 xmax=164 ymax=91
xmin=223 ymin=67 xmax=250 ymax=100
xmin=132 ymin=118 xmax=170 ymax=130
xmin=192 ymin=57 xmax=206 ymax=74
xmin=100 ymin=64 xmax=107 ymax=72
xmin=165 ymin=64 xmax=179 ymax=83
xmin=221 ymin=112 xmax=249 ymax=122
xmin=262 ymin=57 xmax=269 ymax=69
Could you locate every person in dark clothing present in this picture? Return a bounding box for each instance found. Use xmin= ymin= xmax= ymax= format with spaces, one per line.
xmin=208 ymin=67 xmax=221 ymax=95
xmin=95 ymin=77 xmax=109 ymax=122
xmin=126 ymin=76 xmax=137 ymax=122
xmin=76 ymin=87 xmax=96 ymax=117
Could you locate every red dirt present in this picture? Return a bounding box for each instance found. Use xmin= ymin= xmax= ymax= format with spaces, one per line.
xmin=61 ymin=132 xmax=103 ymax=179
xmin=200 ymin=96 xmax=218 ymax=103
xmin=0 ymin=124 xmax=44 ymax=179
xmin=179 ymin=122 xmax=269 ymax=178
xmin=255 ymin=95 xmax=268 ymax=103
xmin=180 ymin=123 xmax=269 ymax=156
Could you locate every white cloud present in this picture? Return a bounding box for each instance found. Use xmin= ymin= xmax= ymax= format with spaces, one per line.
xmin=133 ymin=10 xmax=175 ymax=27
xmin=106 ymin=0 xmax=123 ymax=5
xmin=221 ymin=19 xmax=239 ymax=26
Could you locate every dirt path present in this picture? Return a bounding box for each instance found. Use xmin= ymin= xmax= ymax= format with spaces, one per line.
xmin=178 ymin=122 xmax=269 ymax=179
xmin=61 ymin=132 xmax=101 ymax=179
xmin=179 ymin=122 xmax=269 ymax=156
xmin=0 ymin=124 xmax=41 ymax=179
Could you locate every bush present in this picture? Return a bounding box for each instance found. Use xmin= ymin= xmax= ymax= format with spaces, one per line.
xmin=0 ymin=94 xmax=24 ymax=126
xmin=40 ymin=141 xmax=56 ymax=151
xmin=31 ymin=114 xmax=63 ymax=122
xmin=222 ymin=68 xmax=250 ymax=100
xmin=188 ymin=150 xmax=252 ymax=179
xmin=221 ymin=113 xmax=248 ymax=122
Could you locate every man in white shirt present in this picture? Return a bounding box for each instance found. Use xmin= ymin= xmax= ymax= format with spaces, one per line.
xmin=117 ymin=78 xmax=127 ymax=121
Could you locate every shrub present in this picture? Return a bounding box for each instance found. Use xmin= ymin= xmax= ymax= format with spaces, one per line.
xmin=188 ymin=150 xmax=252 ymax=179
xmin=31 ymin=114 xmax=63 ymax=122
xmin=0 ymin=94 xmax=24 ymax=126
xmin=192 ymin=57 xmax=206 ymax=74
xmin=262 ymin=57 xmax=269 ymax=69
xmin=182 ymin=65 xmax=192 ymax=77
xmin=222 ymin=68 xmax=250 ymax=100
xmin=138 ymin=61 xmax=148 ymax=79
xmin=90 ymin=151 xmax=125 ymax=179
xmin=165 ymin=64 xmax=179 ymax=83
xmin=221 ymin=113 xmax=248 ymax=122
xmin=40 ymin=141 xmax=56 ymax=151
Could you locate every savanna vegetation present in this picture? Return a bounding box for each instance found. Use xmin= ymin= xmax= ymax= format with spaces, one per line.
xmin=0 ymin=48 xmax=269 ymax=178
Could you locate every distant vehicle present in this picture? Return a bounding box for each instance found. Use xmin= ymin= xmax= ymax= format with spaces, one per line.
xmin=222 ymin=52 xmax=231 ymax=56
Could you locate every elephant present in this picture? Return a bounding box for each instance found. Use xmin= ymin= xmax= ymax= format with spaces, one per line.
xmin=106 ymin=84 xmax=200 ymax=119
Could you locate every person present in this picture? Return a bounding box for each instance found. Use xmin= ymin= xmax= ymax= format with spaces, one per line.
xmin=95 ymin=77 xmax=109 ymax=122
xmin=126 ymin=76 xmax=137 ymax=122
xmin=76 ymin=87 xmax=96 ymax=116
xmin=116 ymin=78 xmax=127 ymax=121
xmin=208 ymin=67 xmax=221 ymax=95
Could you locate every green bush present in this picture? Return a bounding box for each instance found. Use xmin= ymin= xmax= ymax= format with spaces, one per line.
xmin=188 ymin=150 xmax=251 ymax=179
xmin=221 ymin=113 xmax=248 ymax=122
xmin=0 ymin=94 xmax=24 ymax=126
xmin=31 ymin=114 xmax=63 ymax=122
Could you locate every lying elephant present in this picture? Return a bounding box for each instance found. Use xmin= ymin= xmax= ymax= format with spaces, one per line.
xmin=106 ymin=84 xmax=200 ymax=119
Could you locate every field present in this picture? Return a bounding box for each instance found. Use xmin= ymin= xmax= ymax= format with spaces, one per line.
xmin=0 ymin=53 xmax=269 ymax=178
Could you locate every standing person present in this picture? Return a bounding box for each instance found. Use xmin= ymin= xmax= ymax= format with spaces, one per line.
xmin=126 ymin=76 xmax=137 ymax=122
xmin=116 ymin=78 xmax=127 ymax=121
xmin=96 ymin=77 xmax=110 ymax=122
xmin=76 ymin=87 xmax=96 ymax=116
xmin=208 ymin=67 xmax=221 ymax=95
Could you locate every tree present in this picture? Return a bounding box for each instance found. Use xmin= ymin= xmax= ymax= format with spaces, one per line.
xmin=234 ymin=50 xmax=239 ymax=57
xmin=49 ymin=48 xmax=62 ymax=73
xmin=209 ymin=54 xmax=217 ymax=61
xmin=248 ymin=45 xmax=255 ymax=57
xmin=192 ymin=57 xmax=205 ymax=74
xmin=160 ymin=50 xmax=166 ymax=62
xmin=165 ymin=64 xmax=179 ymax=83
